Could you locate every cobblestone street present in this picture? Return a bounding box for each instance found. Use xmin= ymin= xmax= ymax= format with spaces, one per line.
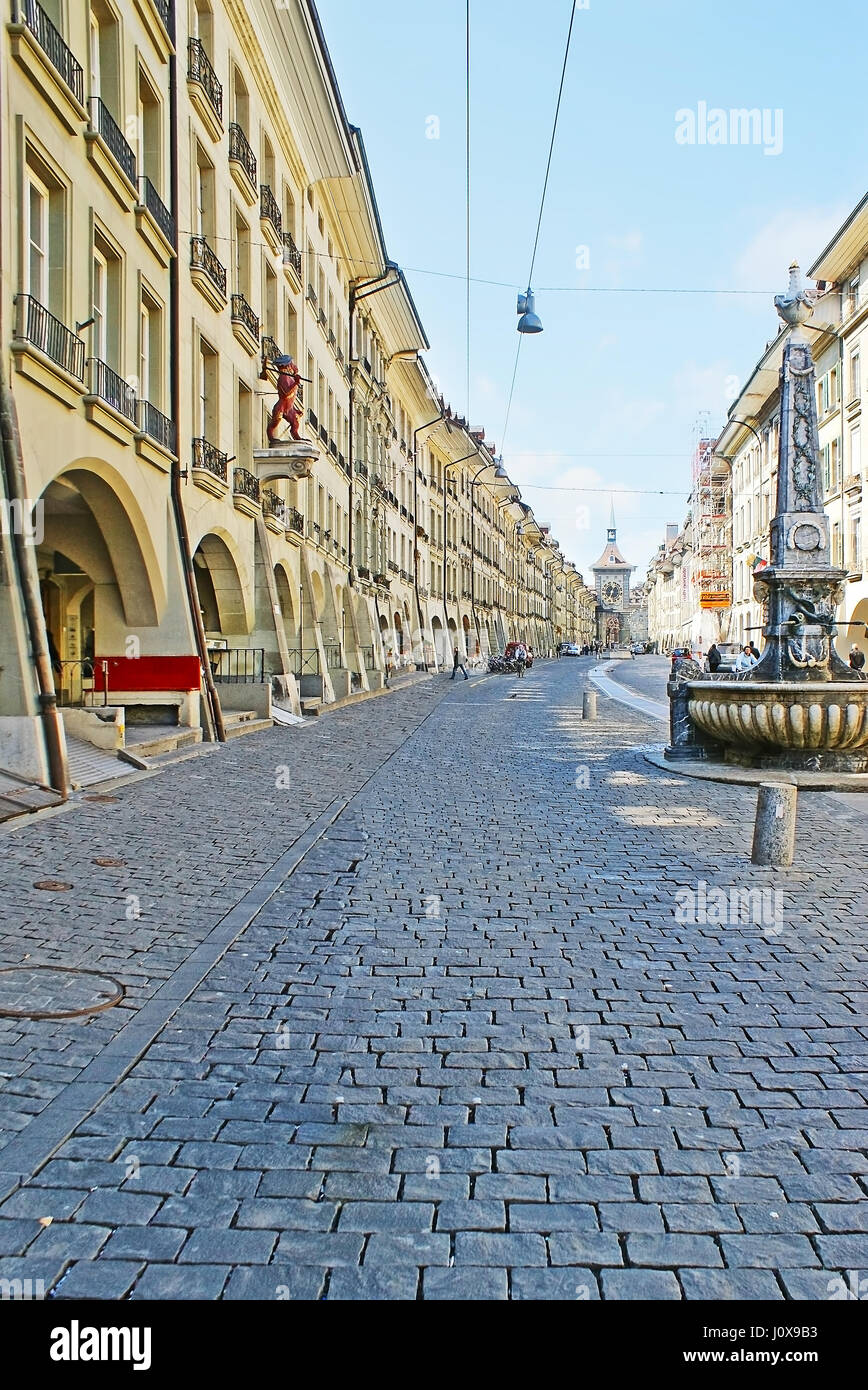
xmin=1 ymin=659 xmax=866 ymax=1300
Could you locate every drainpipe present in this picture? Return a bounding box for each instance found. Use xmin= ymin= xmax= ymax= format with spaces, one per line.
xmin=167 ymin=46 xmax=224 ymax=741
xmin=0 ymin=382 xmax=68 ymax=796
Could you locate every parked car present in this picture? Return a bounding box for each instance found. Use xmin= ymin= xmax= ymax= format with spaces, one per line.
xmin=668 ymin=646 xmax=693 ymax=664
xmin=559 ymin=642 xmax=581 ymax=656
xmin=505 ymin=642 xmax=534 ymax=668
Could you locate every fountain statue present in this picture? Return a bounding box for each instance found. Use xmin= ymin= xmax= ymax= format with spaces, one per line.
xmin=684 ymin=264 xmax=868 ymax=772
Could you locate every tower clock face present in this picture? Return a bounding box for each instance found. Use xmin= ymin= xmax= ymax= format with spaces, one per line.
xmin=602 ymin=579 xmax=622 ymax=605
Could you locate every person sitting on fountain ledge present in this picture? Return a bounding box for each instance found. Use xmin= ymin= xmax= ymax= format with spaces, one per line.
xmin=734 ymin=645 xmax=759 ymax=672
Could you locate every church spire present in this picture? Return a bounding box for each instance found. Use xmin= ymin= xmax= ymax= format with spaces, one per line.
xmin=607 ymin=496 xmax=616 ymax=543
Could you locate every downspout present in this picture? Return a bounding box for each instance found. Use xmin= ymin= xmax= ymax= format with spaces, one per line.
xmin=0 ymin=383 xmax=68 ymax=795
xmin=167 ymin=42 xmax=224 ymax=741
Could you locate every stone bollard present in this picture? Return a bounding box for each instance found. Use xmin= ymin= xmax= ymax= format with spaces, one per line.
xmin=751 ymin=782 xmax=798 ymax=867
xmin=582 ymin=690 xmax=597 ymax=720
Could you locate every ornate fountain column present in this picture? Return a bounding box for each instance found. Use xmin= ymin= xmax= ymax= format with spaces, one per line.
xmin=751 ymin=264 xmax=852 ymax=683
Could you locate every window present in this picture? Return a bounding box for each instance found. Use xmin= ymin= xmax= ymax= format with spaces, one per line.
xmin=24 ymin=153 xmax=65 ymax=315
xmin=231 ymin=65 xmax=249 ymax=129
xmin=192 ymin=0 xmax=213 ymax=52
xmin=284 ymin=296 xmax=297 ymax=359
xmin=198 ymin=337 xmax=218 ymax=441
xmin=263 ymin=260 xmax=277 ymax=337
xmin=236 ymin=378 xmax=252 ymax=462
xmin=194 ymin=145 xmax=215 ymax=238
xmin=137 ymin=69 xmax=162 ymax=191
xmin=832 ymin=521 xmax=843 ymax=567
xmin=850 ymin=353 xmax=861 ymax=403
xmin=261 ymin=132 xmax=275 ymax=189
xmin=25 ymin=170 xmax=49 ymax=304
xmin=233 ymin=208 xmax=250 ymax=296
xmin=139 ymin=291 xmax=163 ymax=407
xmin=849 ymin=513 xmax=861 ymax=571
xmin=283 ymin=185 xmax=296 ymax=240
xmin=89 ymin=2 xmax=119 ymax=114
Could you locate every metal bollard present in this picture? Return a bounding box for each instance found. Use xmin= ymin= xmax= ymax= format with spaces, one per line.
xmin=751 ymin=782 xmax=797 ymax=867
xmin=582 ymin=689 xmax=597 ymax=720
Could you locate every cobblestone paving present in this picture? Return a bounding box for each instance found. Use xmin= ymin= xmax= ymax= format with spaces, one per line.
xmin=0 ymin=659 xmax=866 ymax=1300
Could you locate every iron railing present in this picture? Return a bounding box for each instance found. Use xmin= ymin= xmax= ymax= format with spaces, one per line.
xmin=260 ymin=184 xmax=281 ymax=236
xmin=262 ymin=489 xmax=286 ymax=523
xmin=231 ymin=292 xmax=259 ymax=341
xmin=190 ymin=235 xmax=226 ymax=297
xmin=282 ymin=231 xmax=302 ymax=279
xmin=15 ymin=0 xmax=84 ymax=104
xmin=87 ymin=358 xmax=137 ymax=424
xmin=233 ymin=465 xmax=260 ymax=503
xmin=138 ymin=175 xmax=174 ymax=242
xmin=228 ymin=122 xmax=256 ymax=185
xmin=138 ymin=399 xmax=176 ymax=453
xmin=323 ymin=643 xmax=342 ymax=669
xmin=192 ymin=437 xmax=227 ymax=481
xmin=355 ymin=461 xmax=369 ymax=479
xmin=55 ymin=659 xmax=108 ymax=709
xmin=89 ymin=98 xmax=136 ymax=186
xmin=210 ymin=648 xmax=264 ymax=684
xmin=188 ymin=37 xmax=222 ymax=122
xmin=287 ymin=649 xmax=320 ymax=676
xmin=360 ymin=645 xmax=376 ymax=670
xmin=14 ymin=294 xmax=85 ymax=380
xmin=285 ymin=507 xmax=304 ymax=534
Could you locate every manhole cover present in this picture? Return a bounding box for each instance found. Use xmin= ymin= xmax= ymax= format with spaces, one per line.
xmin=33 ymin=880 xmax=72 ymax=892
xmin=0 ymin=966 xmax=125 ymax=1019
xmin=83 ymin=794 xmax=119 ymax=804
xmin=93 ymin=858 xmax=125 ymax=868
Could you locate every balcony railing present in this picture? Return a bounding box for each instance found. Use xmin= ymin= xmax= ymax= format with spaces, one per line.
xmin=14 ymin=294 xmax=85 ymax=380
xmin=228 ymin=122 xmax=256 ymax=186
xmin=286 ymin=507 xmax=304 ymax=534
xmin=138 ymin=399 xmax=176 ymax=453
xmin=231 ymin=292 xmax=260 ymax=341
xmin=190 ymin=235 xmax=226 ymax=297
xmin=260 ymin=184 xmax=281 ymax=236
xmin=354 ymin=460 xmax=369 ymax=479
xmin=14 ymin=0 xmax=84 ymax=104
xmin=323 ymin=643 xmax=342 ymax=670
xmin=89 ymin=97 xmax=137 ymax=186
xmin=287 ymin=649 xmax=320 ymax=677
xmin=262 ymin=489 xmax=286 ymax=524
xmin=233 ymin=465 xmax=260 ymax=504
xmin=87 ymin=358 xmax=137 ymax=424
xmin=282 ymin=231 xmax=302 ymax=279
xmin=188 ymin=37 xmax=222 ymax=123
xmin=138 ymin=175 xmax=174 ymax=242
xmin=192 ymin=436 xmax=227 ymax=482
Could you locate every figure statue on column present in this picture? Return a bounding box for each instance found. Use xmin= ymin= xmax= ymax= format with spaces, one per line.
xmin=265 ymin=354 xmax=304 ymax=445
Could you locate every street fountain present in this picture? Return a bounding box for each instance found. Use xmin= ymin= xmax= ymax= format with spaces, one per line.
xmin=678 ymin=264 xmax=868 ymax=773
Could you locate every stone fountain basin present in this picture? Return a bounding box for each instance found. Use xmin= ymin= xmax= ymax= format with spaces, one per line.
xmin=688 ymin=680 xmax=868 ymax=753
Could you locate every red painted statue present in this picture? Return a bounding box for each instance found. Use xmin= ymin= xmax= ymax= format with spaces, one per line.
xmin=266 ymin=355 xmax=303 ymax=445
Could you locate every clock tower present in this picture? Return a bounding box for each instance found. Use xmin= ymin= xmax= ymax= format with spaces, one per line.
xmin=591 ymin=503 xmax=635 ymax=643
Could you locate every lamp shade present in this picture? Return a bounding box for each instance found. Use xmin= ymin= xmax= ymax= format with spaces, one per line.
xmin=517 ymin=288 xmax=543 ymax=334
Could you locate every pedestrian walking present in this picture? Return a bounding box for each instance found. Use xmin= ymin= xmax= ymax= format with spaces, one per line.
xmin=451 ymin=646 xmax=469 ymax=680
xmin=707 ymin=642 xmax=721 ymax=673
xmin=385 ymin=648 xmax=394 ymax=687
xmin=849 ymin=644 xmax=866 ymax=671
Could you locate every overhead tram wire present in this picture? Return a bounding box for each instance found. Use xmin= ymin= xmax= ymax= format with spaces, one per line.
xmin=500 ymin=0 xmax=580 ymax=456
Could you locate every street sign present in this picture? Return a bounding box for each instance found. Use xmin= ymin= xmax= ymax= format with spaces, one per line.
xmin=700 ymin=590 xmax=730 ymax=609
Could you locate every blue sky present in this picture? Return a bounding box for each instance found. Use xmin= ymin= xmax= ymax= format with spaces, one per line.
xmin=316 ymin=0 xmax=868 ymax=580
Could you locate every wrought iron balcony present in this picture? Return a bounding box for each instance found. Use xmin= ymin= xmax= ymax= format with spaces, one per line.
xmin=387 ymin=560 xmax=399 ymax=574
xmin=89 ymin=97 xmax=136 ymax=186
xmin=354 ymin=460 xmax=369 ymax=479
xmin=192 ymin=436 xmax=227 ymax=481
xmin=231 ymin=292 xmax=259 ymax=341
xmin=14 ymin=0 xmax=84 ymax=104
xmin=233 ymin=465 xmax=260 ymax=504
xmin=188 ymin=37 xmax=222 ymax=122
xmin=260 ymin=184 xmax=281 ymax=236
xmin=282 ymin=231 xmax=302 ymax=279
xmin=87 ymin=357 xmax=137 ymax=424
xmin=138 ymin=399 xmax=177 ymax=453
xmin=262 ymin=489 xmax=286 ymax=524
xmin=138 ymin=176 xmax=174 ymax=242
xmin=14 ymin=294 xmax=85 ymax=380
xmin=286 ymin=507 xmax=304 ymax=534
xmin=190 ymin=235 xmax=226 ymax=297
xmin=228 ymin=122 xmax=256 ymax=186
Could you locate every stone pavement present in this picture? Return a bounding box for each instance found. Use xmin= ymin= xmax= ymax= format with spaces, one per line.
xmin=0 ymin=658 xmax=866 ymax=1300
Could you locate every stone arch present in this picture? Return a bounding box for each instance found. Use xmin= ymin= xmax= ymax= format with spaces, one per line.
xmin=39 ymin=460 xmax=165 ymax=629
xmin=273 ymin=562 xmax=295 ymax=630
xmin=192 ymin=529 xmax=252 ymax=635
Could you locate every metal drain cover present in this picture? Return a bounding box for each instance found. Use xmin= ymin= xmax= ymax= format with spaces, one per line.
xmin=0 ymin=966 xmax=125 ymax=1019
